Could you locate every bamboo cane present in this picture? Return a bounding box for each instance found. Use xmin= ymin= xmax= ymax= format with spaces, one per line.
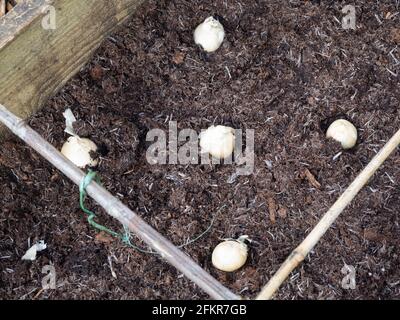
xmin=256 ymin=127 xmax=400 ymax=300
xmin=0 ymin=103 xmax=240 ymax=300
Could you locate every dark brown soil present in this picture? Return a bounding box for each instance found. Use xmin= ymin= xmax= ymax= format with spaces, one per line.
xmin=1 ymin=0 xmax=400 ymax=300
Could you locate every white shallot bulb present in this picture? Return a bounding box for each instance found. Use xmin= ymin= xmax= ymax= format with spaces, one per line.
xmin=194 ymin=16 xmax=225 ymax=53
xmin=199 ymin=125 xmax=235 ymax=159
xmin=212 ymin=237 xmax=248 ymax=272
xmin=61 ymin=136 xmax=98 ymax=168
xmin=326 ymin=119 xmax=358 ymax=149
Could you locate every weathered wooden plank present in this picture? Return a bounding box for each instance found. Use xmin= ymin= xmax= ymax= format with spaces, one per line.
xmin=0 ymin=0 xmax=145 ymax=136
xmin=0 ymin=0 xmax=46 ymax=48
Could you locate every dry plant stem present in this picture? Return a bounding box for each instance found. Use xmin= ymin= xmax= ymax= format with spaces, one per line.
xmin=0 ymin=104 xmax=240 ymax=300
xmin=257 ymin=127 xmax=400 ymax=300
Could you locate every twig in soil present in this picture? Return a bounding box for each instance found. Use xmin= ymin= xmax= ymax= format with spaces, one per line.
xmin=386 ymin=68 xmax=398 ymax=77
xmin=256 ymin=127 xmax=400 ymax=300
xmin=303 ymin=168 xmax=321 ymax=189
xmin=20 ymin=288 xmax=38 ymax=300
xmin=332 ymin=151 xmax=342 ymax=161
xmin=107 ymin=255 xmax=117 ymax=279
xmin=374 ymin=14 xmax=383 ymax=25
xmin=267 ymin=197 xmax=277 ymax=224
xmin=389 ymin=48 xmax=399 ymax=65
xmin=0 ymin=103 xmax=239 ymax=300
xmin=32 ymin=288 xmax=44 ymax=300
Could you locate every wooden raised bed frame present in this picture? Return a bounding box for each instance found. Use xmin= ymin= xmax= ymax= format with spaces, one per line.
xmin=0 ymin=0 xmax=144 ymax=136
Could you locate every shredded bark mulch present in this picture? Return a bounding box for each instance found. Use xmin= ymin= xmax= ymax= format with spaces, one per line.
xmin=1 ymin=0 xmax=399 ymax=299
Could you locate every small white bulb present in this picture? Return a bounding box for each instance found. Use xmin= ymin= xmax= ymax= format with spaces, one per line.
xmin=61 ymin=136 xmax=98 ymax=168
xmin=200 ymin=125 xmax=235 ymax=159
xmin=212 ymin=238 xmax=248 ymax=272
xmin=194 ymin=16 xmax=225 ymax=53
xmin=326 ymin=119 xmax=358 ymax=149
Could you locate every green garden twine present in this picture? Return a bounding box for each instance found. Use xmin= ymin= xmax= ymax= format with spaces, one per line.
xmin=79 ymin=170 xmax=216 ymax=254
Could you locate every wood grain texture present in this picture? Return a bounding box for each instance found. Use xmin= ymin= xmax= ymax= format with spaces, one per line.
xmin=0 ymin=0 xmax=47 ymax=48
xmin=0 ymin=0 xmax=144 ymax=135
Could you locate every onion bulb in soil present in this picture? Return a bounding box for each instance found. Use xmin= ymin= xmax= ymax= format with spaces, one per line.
xmin=194 ymin=16 xmax=225 ymax=53
xmin=212 ymin=237 xmax=249 ymax=272
xmin=61 ymin=136 xmax=98 ymax=168
xmin=326 ymin=119 xmax=357 ymax=149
